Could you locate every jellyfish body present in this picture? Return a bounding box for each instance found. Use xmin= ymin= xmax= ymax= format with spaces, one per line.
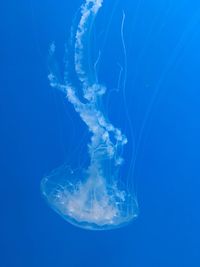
xmin=41 ymin=164 xmax=137 ymax=230
xmin=41 ymin=0 xmax=138 ymax=230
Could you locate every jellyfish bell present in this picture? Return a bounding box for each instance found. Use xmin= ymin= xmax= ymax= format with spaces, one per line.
xmin=41 ymin=164 xmax=138 ymax=230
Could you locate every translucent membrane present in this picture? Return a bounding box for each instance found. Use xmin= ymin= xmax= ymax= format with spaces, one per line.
xmin=41 ymin=165 xmax=138 ymax=230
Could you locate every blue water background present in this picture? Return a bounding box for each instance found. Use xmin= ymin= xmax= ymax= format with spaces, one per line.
xmin=1 ymin=0 xmax=200 ymax=266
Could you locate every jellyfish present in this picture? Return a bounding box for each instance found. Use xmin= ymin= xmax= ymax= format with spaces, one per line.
xmin=41 ymin=0 xmax=138 ymax=230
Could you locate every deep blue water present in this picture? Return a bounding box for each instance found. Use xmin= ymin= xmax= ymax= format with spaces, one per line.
xmin=1 ymin=0 xmax=200 ymax=266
